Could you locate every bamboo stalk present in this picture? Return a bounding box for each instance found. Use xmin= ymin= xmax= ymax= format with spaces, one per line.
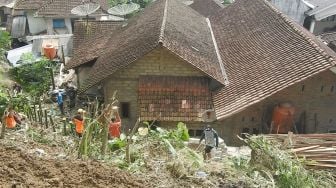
xmin=49 ymin=115 xmax=56 ymax=132
xmin=44 ymin=110 xmax=48 ymax=129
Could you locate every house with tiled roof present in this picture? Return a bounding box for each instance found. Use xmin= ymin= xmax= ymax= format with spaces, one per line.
xmin=189 ymin=0 xmax=224 ymax=17
xmin=13 ymin=0 xmax=109 ymax=36
xmin=12 ymin=0 xmax=46 ymax=36
xmin=67 ymin=0 xmax=336 ymax=145
xmin=34 ymin=0 xmax=109 ymax=35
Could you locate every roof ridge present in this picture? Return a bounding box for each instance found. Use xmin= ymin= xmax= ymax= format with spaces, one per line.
xmin=262 ymin=0 xmax=336 ymax=65
xmin=159 ymin=0 xmax=168 ymax=43
xmin=206 ymin=18 xmax=229 ymax=85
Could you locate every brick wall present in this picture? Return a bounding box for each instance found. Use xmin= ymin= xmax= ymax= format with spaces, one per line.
xmin=103 ymin=47 xmax=206 ymax=130
xmin=218 ymin=70 xmax=336 ymax=145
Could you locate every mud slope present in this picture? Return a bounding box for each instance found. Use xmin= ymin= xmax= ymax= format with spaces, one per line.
xmin=0 ymin=146 xmax=150 ymax=188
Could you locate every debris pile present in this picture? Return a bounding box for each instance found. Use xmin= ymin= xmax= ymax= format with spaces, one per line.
xmin=266 ymin=133 xmax=336 ymax=168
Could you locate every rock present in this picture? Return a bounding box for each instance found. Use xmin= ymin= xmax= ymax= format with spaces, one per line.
xmin=35 ymin=149 xmax=46 ymax=157
xmin=56 ymin=153 xmax=66 ymax=159
xmin=195 ymin=171 xmax=208 ymax=178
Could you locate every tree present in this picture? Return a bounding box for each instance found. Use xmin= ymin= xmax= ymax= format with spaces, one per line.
xmin=10 ymin=57 xmax=55 ymax=96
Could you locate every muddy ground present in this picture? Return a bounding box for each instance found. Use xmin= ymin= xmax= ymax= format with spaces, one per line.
xmin=0 ymin=145 xmax=150 ymax=188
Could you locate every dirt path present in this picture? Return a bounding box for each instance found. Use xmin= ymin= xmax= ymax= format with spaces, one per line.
xmin=0 ymin=145 xmax=150 ymax=188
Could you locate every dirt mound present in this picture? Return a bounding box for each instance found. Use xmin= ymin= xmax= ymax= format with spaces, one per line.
xmin=0 ymin=146 xmax=150 ymax=188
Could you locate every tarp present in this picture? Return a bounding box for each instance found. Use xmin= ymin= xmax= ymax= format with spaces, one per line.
xmin=6 ymin=44 xmax=33 ymax=67
xmin=11 ymin=16 xmax=26 ymax=38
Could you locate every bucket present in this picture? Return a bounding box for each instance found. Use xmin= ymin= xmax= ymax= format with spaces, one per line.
xmin=43 ymin=44 xmax=57 ymax=60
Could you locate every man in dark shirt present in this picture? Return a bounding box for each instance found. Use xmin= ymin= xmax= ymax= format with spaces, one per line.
xmin=199 ymin=125 xmax=219 ymax=161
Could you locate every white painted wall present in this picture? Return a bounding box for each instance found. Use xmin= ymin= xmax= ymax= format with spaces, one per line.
xmin=26 ymin=11 xmax=47 ymax=34
xmin=46 ymin=17 xmax=72 ymax=35
xmin=270 ymin=0 xmax=310 ymax=25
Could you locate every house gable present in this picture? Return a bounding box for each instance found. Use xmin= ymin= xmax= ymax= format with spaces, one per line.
xmin=103 ymin=47 xmax=209 ymax=125
xmin=78 ymin=0 xmax=227 ymax=93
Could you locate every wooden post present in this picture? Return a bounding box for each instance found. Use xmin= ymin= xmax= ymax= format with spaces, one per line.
xmin=61 ymin=45 xmax=65 ymax=66
xmin=38 ymin=99 xmax=43 ymax=124
xmin=63 ymin=120 xmax=67 ymax=135
xmin=1 ymin=114 xmax=6 ymax=139
xmin=33 ymin=105 xmax=37 ymax=122
xmin=49 ymin=115 xmax=56 ymax=132
xmin=44 ymin=110 xmax=48 ymax=129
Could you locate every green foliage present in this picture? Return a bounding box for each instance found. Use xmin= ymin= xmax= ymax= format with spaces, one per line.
xmin=242 ymin=136 xmax=336 ymax=188
xmin=0 ymin=31 xmax=11 ymax=50
xmin=27 ymin=128 xmax=52 ymax=144
xmin=166 ymin=122 xmax=190 ymax=144
xmin=0 ymin=88 xmax=9 ymax=117
xmin=0 ymin=31 xmax=11 ymax=62
xmin=108 ymin=136 xmax=127 ymax=151
xmin=10 ymin=58 xmax=54 ymax=95
xmin=20 ymin=52 xmax=35 ymax=64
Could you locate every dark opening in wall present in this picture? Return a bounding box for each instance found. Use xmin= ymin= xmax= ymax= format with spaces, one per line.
xmin=195 ymin=130 xmax=203 ymax=137
xmin=188 ymin=130 xmax=195 ymax=137
xmin=321 ymin=86 xmax=324 ymax=92
xmin=253 ymin=128 xmax=259 ymax=135
xmin=241 ymin=128 xmax=249 ymax=138
xmin=301 ymin=85 xmax=305 ymax=92
xmin=331 ymin=86 xmax=334 ymax=92
xmin=251 ymin=117 xmax=255 ymax=122
xmin=120 ymin=102 xmax=130 ymax=118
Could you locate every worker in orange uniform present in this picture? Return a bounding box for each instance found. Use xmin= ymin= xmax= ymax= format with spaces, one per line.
xmin=73 ymin=109 xmax=85 ymax=137
xmin=4 ymin=107 xmax=17 ymax=129
xmin=109 ymin=109 xmax=121 ymax=139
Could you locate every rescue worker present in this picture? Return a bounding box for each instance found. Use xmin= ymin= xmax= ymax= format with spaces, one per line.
xmin=109 ymin=109 xmax=121 ymax=139
xmin=73 ymin=109 xmax=85 ymax=137
xmin=199 ymin=125 xmax=219 ymax=161
xmin=57 ymin=90 xmax=64 ymax=115
xmin=4 ymin=107 xmax=19 ymax=129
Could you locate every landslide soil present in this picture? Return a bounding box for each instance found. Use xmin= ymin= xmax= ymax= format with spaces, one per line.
xmin=0 ymin=145 xmax=150 ymax=188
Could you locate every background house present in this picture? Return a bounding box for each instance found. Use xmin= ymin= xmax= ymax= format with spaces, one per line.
xmin=0 ymin=0 xmax=14 ymax=28
xmin=68 ymin=0 xmax=336 ymax=145
xmin=13 ymin=0 xmax=46 ymax=36
xmin=270 ymin=0 xmax=336 ymax=34
xmin=34 ymin=0 xmax=109 ymax=35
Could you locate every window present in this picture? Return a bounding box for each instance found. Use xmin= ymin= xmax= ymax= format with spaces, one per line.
xmin=53 ymin=19 xmax=65 ymax=28
xmin=195 ymin=130 xmax=203 ymax=137
xmin=181 ymin=99 xmax=190 ymax=109
xmin=120 ymin=102 xmax=130 ymax=118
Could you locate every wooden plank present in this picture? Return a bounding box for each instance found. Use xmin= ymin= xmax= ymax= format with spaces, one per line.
xmin=291 ymin=145 xmax=320 ymax=152
xmin=307 ymin=163 xmax=336 ymax=168
xmin=302 ymin=148 xmax=336 ymax=152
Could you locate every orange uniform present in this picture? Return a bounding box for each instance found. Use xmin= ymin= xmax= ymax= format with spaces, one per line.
xmin=109 ymin=114 xmax=121 ymax=138
xmin=109 ymin=122 xmax=121 ymax=138
xmin=5 ymin=114 xmax=16 ymax=129
xmin=73 ymin=117 xmax=84 ymax=134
